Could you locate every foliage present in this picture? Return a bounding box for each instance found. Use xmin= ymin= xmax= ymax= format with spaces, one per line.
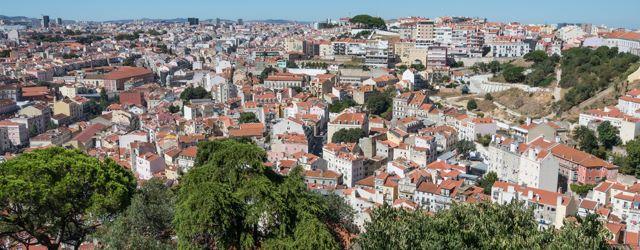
xmin=300 ymin=61 xmax=329 ymax=69
xmin=96 ymin=179 xmax=176 ymax=249
xmin=61 ymin=53 xmax=80 ymax=59
xmin=174 ymin=140 xmax=342 ymax=249
xmin=618 ymin=138 xmax=640 ymax=177
xmin=0 ymin=50 xmax=10 ymax=58
xmin=455 ymin=140 xmax=476 ymax=159
xmin=31 ymin=34 xmax=64 ymax=43
xmin=75 ymin=35 xmax=104 ymax=45
xmin=260 ymin=66 xmax=278 ymax=81
xmin=365 ymin=90 xmax=393 ymax=118
xmin=570 ymin=183 xmax=596 ymax=196
xmin=328 ymin=98 xmax=357 ymax=113
xmin=350 ymin=14 xmax=386 ymax=29
xmin=501 ymin=64 xmax=525 ymax=83
xmin=115 ymin=31 xmax=143 ymax=41
xmin=85 ymin=100 xmax=105 ymax=118
xmin=478 ymin=172 xmax=498 ymax=194
xmin=168 ymin=105 xmax=180 ymax=114
xmin=286 ymin=60 xmax=299 ymax=68
xmin=484 ymin=93 xmax=493 ymax=101
xmin=523 ymin=50 xmax=549 ymax=63
xmin=122 ymin=54 xmax=141 ymax=66
xmin=488 ymin=61 xmax=501 ymax=74
xmin=357 ymin=202 xmax=609 ymax=250
xmin=573 ymin=126 xmax=599 ymax=155
xmin=0 ymin=147 xmax=136 ymax=249
xmin=597 ymin=121 xmax=621 ymax=150
xmin=180 ymin=86 xmax=210 ymax=102
xmin=558 ymin=46 xmax=639 ymax=111
xmin=466 ymin=99 xmax=478 ymax=110
xmin=332 ymin=128 xmax=366 ymax=143
xmin=239 ymin=112 xmax=260 ymax=124
xmin=450 ymin=60 xmax=464 ymax=68
xmin=476 ymin=134 xmax=492 ymax=147
xmin=524 ymin=54 xmax=559 ymax=87
xmin=146 ymin=29 xmax=165 ymax=36
xmin=411 ymin=63 xmax=426 ymax=71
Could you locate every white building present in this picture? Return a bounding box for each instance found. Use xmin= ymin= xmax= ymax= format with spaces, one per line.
xmin=491 ymin=181 xmax=576 ymax=229
xmin=323 ymin=143 xmax=364 ymax=187
xmin=136 ymin=152 xmax=166 ymax=180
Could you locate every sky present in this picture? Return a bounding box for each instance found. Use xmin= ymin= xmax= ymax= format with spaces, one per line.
xmin=2 ymin=0 xmax=638 ymax=28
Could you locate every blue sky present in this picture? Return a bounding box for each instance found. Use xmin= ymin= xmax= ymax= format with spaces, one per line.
xmin=2 ymin=0 xmax=638 ymax=28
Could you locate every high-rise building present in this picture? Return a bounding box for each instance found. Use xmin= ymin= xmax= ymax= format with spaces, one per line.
xmin=237 ymin=19 xmax=243 ymax=25
xmin=41 ymin=15 xmax=50 ymax=28
xmin=187 ymin=17 xmax=199 ymax=26
xmin=216 ymin=18 xmax=221 ymax=27
xmin=56 ymin=18 xmax=63 ymax=26
xmin=416 ymin=20 xmax=435 ymax=42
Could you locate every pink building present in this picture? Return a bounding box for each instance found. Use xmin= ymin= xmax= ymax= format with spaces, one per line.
xmin=268 ymin=133 xmax=308 ymax=162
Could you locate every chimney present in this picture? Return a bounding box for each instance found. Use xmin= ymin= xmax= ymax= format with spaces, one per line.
xmin=526 ymin=117 xmax=532 ymax=126
xmin=527 ymin=190 xmax=534 ymax=200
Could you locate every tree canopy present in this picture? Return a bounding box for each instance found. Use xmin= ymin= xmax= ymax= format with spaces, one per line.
xmin=357 ymin=202 xmax=609 ymax=250
xmin=523 ymin=50 xmax=549 ymax=63
xmin=332 ymin=128 xmax=366 ymax=143
xmin=597 ymin=121 xmax=621 ymax=150
xmin=467 ymin=99 xmax=478 ymax=110
xmin=96 ymin=179 xmax=176 ymax=249
xmin=365 ymin=89 xmax=394 ymax=119
xmin=0 ymin=147 xmax=136 ymax=250
xmin=180 ymin=86 xmax=210 ymax=102
xmin=174 ymin=140 xmax=348 ymax=249
xmin=573 ymin=126 xmax=599 ymax=155
xmin=455 ymin=140 xmax=476 ymax=159
xmin=501 ymin=64 xmax=526 ymax=83
xmin=328 ymin=98 xmax=357 ymax=113
xmin=350 ymin=15 xmax=386 ymax=30
xmin=617 ymin=138 xmax=640 ymax=177
xmin=558 ymin=46 xmax=639 ymax=111
xmin=239 ymin=112 xmax=260 ymax=124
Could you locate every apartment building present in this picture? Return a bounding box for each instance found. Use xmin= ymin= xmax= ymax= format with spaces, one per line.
xmin=491 ymin=181 xmax=577 ymax=229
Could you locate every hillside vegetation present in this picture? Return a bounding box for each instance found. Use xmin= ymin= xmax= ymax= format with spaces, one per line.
xmin=558 ymin=46 xmax=639 ymax=111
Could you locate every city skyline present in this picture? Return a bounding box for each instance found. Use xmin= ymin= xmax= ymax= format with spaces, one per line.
xmin=2 ymin=0 xmax=639 ymax=28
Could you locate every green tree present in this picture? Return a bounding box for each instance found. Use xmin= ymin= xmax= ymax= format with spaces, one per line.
xmin=168 ymin=105 xmax=180 ymax=113
xmin=350 ymin=15 xmax=386 ymax=29
xmin=455 ymin=140 xmax=476 ymax=159
xmin=0 ymin=50 xmax=10 ymax=58
xmin=239 ymin=112 xmax=260 ymax=124
xmin=484 ymin=93 xmax=493 ymax=101
xmin=365 ymin=91 xmax=392 ymax=117
xmin=180 ymin=86 xmax=210 ymax=102
xmin=548 ymin=214 xmax=609 ymax=249
xmin=174 ymin=140 xmax=340 ymax=249
xmin=286 ymin=60 xmax=298 ymax=68
xmin=467 ymin=99 xmax=478 ymax=110
xmin=96 ymin=179 xmax=175 ymax=249
xmin=573 ymin=126 xmax=599 ymax=155
xmin=260 ymin=66 xmax=278 ymax=81
xmin=0 ymin=147 xmax=136 ymax=250
xmin=488 ymin=61 xmax=501 ymax=74
xmin=523 ymin=50 xmax=549 ymax=63
xmin=597 ymin=121 xmax=621 ymax=150
xmin=502 ymin=64 xmax=526 ymax=83
xmin=358 ymin=202 xmax=609 ymax=250
xmin=570 ymin=183 xmax=596 ymax=196
xmin=623 ymin=139 xmax=640 ymax=177
xmin=332 ymin=128 xmax=366 ymax=143
xmin=477 ymin=134 xmax=492 ymax=147
xmin=478 ymin=172 xmax=498 ymax=194
xmin=328 ymin=99 xmax=356 ymax=113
